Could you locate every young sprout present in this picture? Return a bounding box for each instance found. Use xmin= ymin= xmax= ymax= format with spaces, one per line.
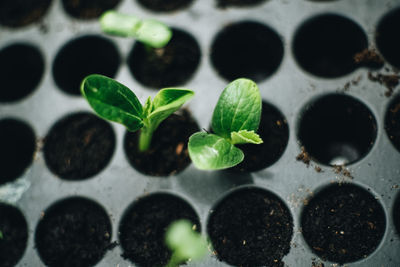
xmin=81 ymin=74 xmax=194 ymax=151
xmin=165 ymin=220 xmax=208 ymax=267
xmin=100 ymin=10 xmax=172 ymax=48
xmin=0 ymin=230 xmax=3 ymax=239
xmin=188 ymin=78 xmax=263 ymax=170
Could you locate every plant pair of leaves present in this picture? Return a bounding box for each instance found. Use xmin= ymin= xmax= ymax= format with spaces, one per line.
xmin=188 ymin=78 xmax=263 ymax=170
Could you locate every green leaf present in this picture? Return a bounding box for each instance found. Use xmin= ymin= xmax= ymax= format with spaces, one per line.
xmin=231 ymin=130 xmax=263 ymax=145
xmin=188 ymin=132 xmax=244 ymax=170
xmin=0 ymin=230 xmax=3 ymax=239
xmin=136 ymin=19 xmax=172 ymax=48
xmin=211 ymin=78 xmax=261 ymax=138
xmin=81 ymin=74 xmax=144 ymax=131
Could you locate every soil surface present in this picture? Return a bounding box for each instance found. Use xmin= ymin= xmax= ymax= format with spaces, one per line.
xmin=0 ymin=43 xmax=44 ymax=103
xmin=0 ymin=0 xmax=52 ymax=27
xmin=385 ymin=94 xmax=400 ymax=152
xmin=44 ymin=112 xmax=115 ymax=180
xmin=61 ymin=0 xmax=121 ymax=19
xmin=35 ymin=197 xmax=112 ymax=267
xmin=231 ymin=101 xmax=289 ymax=172
xmin=119 ymin=193 xmax=200 ymax=267
xmin=124 ymin=109 xmax=199 ymax=176
xmin=0 ymin=204 xmax=28 ymax=267
xmin=137 ymin=0 xmax=194 ymax=12
xmin=207 ymin=187 xmax=293 ymax=267
xmin=128 ymin=28 xmax=201 ymax=89
xmin=0 ymin=118 xmax=36 ymax=185
xmin=301 ymin=183 xmax=386 ymax=264
xmin=217 ymin=0 xmax=266 ymax=8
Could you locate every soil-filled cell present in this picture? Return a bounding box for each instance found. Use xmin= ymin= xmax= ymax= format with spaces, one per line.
xmin=62 ymin=0 xmax=121 ymax=19
xmin=301 ymin=183 xmax=386 ymax=263
xmin=119 ymin=193 xmax=200 ymax=267
xmin=35 ymin=197 xmax=112 ymax=267
xmin=298 ymin=94 xmax=377 ymax=166
xmin=128 ymin=28 xmax=201 ymax=89
xmin=385 ymin=93 xmax=400 ymax=153
xmin=44 ymin=112 xmax=115 ymax=180
xmin=0 ymin=43 xmax=44 ymax=103
xmin=207 ymin=187 xmax=293 ymax=267
xmin=211 ymin=21 xmax=283 ymax=82
xmin=216 ymin=0 xmax=266 ymax=8
xmin=0 ymin=118 xmax=36 ymax=185
xmin=53 ymin=35 xmax=120 ymax=96
xmin=293 ymin=14 xmax=368 ymax=78
xmin=0 ymin=0 xmax=52 ymax=28
xmin=0 ymin=203 xmax=28 ymax=267
xmin=137 ymin=0 xmax=194 ymax=12
xmin=124 ymin=109 xmax=199 ymax=176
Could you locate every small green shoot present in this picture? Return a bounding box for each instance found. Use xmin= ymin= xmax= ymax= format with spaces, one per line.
xmin=81 ymin=74 xmax=194 ymax=151
xmin=100 ymin=10 xmax=172 ymax=48
xmin=165 ymin=220 xmax=208 ymax=267
xmin=0 ymin=230 xmax=3 ymax=239
xmin=188 ymin=78 xmax=263 ymax=170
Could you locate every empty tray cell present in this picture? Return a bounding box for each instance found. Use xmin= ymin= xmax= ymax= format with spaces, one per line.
xmin=128 ymin=28 xmax=201 ymax=89
xmin=136 ymin=0 xmax=194 ymax=12
xmin=44 ymin=112 xmax=115 ymax=180
xmin=385 ymin=93 xmax=400 ymax=153
xmin=119 ymin=192 xmax=200 ymax=266
xmin=0 ymin=118 xmax=36 ymax=185
xmin=297 ymin=94 xmax=377 ymax=166
xmin=53 ymin=35 xmax=121 ymax=96
xmin=0 ymin=43 xmax=44 ymax=103
xmin=216 ymin=0 xmax=267 ymax=8
xmin=62 ymin=0 xmax=121 ymax=19
xmin=0 ymin=0 xmax=52 ymax=28
xmin=301 ymin=183 xmax=386 ymax=264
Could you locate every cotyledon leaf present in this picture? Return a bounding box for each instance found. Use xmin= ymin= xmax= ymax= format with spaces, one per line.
xmin=231 ymin=130 xmax=263 ymax=145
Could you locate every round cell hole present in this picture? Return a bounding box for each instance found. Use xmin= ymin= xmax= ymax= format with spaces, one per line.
xmin=207 ymin=187 xmax=293 ymax=266
xmin=53 ymin=35 xmax=120 ymax=96
xmin=216 ymin=0 xmax=267 ymax=8
xmin=385 ymin=93 xmax=400 ymax=153
xmin=0 ymin=0 xmax=52 ymax=28
xmin=297 ymin=94 xmax=377 ymax=166
xmin=61 ymin=0 xmax=121 ymax=19
xmin=0 ymin=203 xmax=28 ymax=267
xmin=44 ymin=112 xmax=115 ymax=180
xmin=293 ymin=14 xmax=368 ymax=78
xmin=35 ymin=197 xmax=112 ymax=267
xmin=119 ymin=192 xmax=200 ymax=267
xmin=0 ymin=43 xmax=44 ymax=103
xmin=128 ymin=28 xmax=201 ymax=89
xmin=0 ymin=118 xmax=36 ymax=185
xmin=231 ymin=101 xmax=289 ymax=172
xmin=211 ymin=21 xmax=283 ymax=82
xmin=124 ymin=109 xmax=199 ymax=176
xmin=136 ymin=0 xmax=194 ymax=12
xmin=394 ymin=192 xmax=400 ymax=236
xmin=376 ymin=7 xmax=400 ymax=69
xmin=301 ymin=183 xmax=386 ymax=264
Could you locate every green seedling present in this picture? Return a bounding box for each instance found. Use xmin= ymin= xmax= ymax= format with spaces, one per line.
xmin=165 ymin=220 xmax=208 ymax=267
xmin=0 ymin=230 xmax=3 ymax=239
xmin=81 ymin=74 xmax=194 ymax=152
xmin=188 ymin=78 xmax=263 ymax=170
xmin=100 ymin=10 xmax=172 ymax=48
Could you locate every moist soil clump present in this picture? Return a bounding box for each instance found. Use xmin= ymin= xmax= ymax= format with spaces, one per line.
xmin=137 ymin=0 xmax=194 ymax=12
xmin=353 ymin=48 xmax=384 ymax=69
xmin=124 ymin=109 xmax=199 ymax=176
xmin=128 ymin=28 xmax=200 ymax=89
xmin=0 ymin=0 xmax=52 ymax=28
xmin=44 ymin=112 xmax=115 ymax=180
xmin=217 ymin=0 xmax=266 ymax=8
xmin=296 ymin=146 xmax=311 ymax=166
xmin=0 ymin=204 xmax=28 ymax=267
xmin=61 ymin=0 xmax=121 ymax=19
xmin=119 ymin=193 xmax=200 ymax=267
xmin=301 ymin=183 xmax=386 ymax=264
xmin=35 ymin=197 xmax=112 ymax=267
xmin=207 ymin=187 xmax=293 ymax=267
xmin=385 ymin=94 xmax=400 ymax=152
xmin=368 ymin=71 xmax=399 ymax=97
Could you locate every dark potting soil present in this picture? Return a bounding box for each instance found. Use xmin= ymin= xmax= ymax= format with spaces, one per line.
xmin=44 ymin=112 xmax=115 ymax=180
xmin=0 ymin=118 xmax=36 ymax=185
xmin=207 ymin=187 xmax=293 ymax=267
xmin=301 ymin=183 xmax=386 ymax=264
xmin=0 ymin=203 xmax=28 ymax=267
xmin=137 ymin=0 xmax=194 ymax=12
xmin=35 ymin=197 xmax=112 ymax=267
xmin=124 ymin=109 xmax=199 ymax=176
xmin=52 ymin=35 xmax=120 ymax=96
xmin=385 ymin=94 xmax=400 ymax=152
xmin=119 ymin=193 xmax=200 ymax=267
xmin=0 ymin=43 xmax=44 ymax=103
xmin=128 ymin=28 xmax=201 ymax=89
xmin=231 ymin=101 xmax=289 ymax=172
xmin=217 ymin=0 xmax=266 ymax=8
xmin=211 ymin=21 xmax=283 ymax=82
xmin=61 ymin=0 xmax=121 ymax=19
xmin=0 ymin=0 xmax=52 ymax=28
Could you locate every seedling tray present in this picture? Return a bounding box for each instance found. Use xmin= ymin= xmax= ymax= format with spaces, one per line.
xmin=1 ymin=0 xmax=400 ymax=266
